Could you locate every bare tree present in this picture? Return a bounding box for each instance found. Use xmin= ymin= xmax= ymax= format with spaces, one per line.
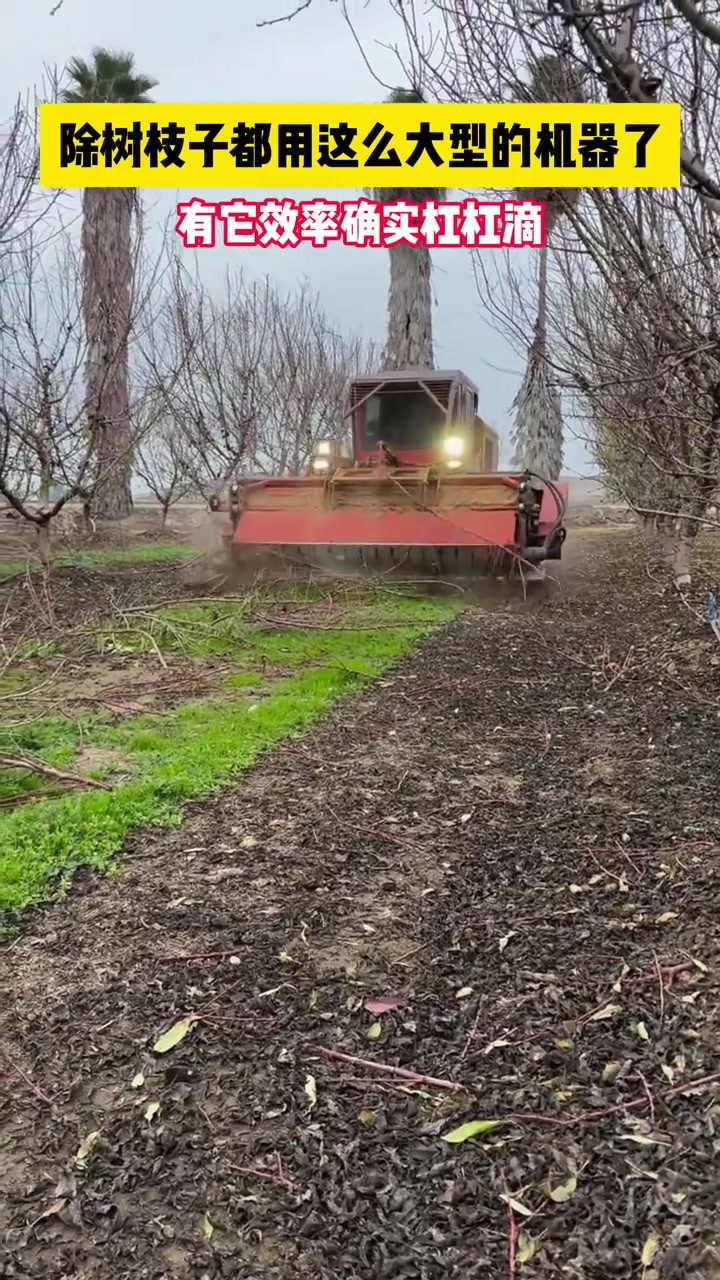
xmin=374 ymin=0 xmax=720 ymax=581
xmin=253 ymin=280 xmax=379 ymax=475
xmin=0 ymin=232 xmax=96 ymax=565
xmin=148 ymin=261 xmax=378 ymax=495
xmin=145 ymin=261 xmax=270 ymax=501
xmin=135 ymin=410 xmax=194 ymax=526
xmin=0 ymin=92 xmax=60 ymax=278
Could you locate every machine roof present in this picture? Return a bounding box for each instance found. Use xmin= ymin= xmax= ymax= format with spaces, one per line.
xmin=356 ymin=368 xmax=480 ymax=394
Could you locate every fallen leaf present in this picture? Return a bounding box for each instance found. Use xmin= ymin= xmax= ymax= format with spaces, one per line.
xmin=680 ymin=992 xmax=700 ymax=1005
xmin=588 ymin=1003 xmax=620 ymax=1022
xmin=569 ymin=883 xmax=585 ymax=894
xmin=690 ymin=956 xmax=708 ymax=973
xmin=202 ymin=1213 xmax=214 ymax=1241
xmin=357 ymin=1109 xmax=375 ymax=1125
xmin=517 ymin=1232 xmax=536 ymax=1263
xmin=308 ymin=990 xmax=319 ymax=1009
xmin=366 ymin=1022 xmax=382 ymax=1040
xmin=619 ymin=1134 xmax=669 ymax=1147
xmin=498 ymin=931 xmax=516 ymax=953
xmin=642 ymin=1233 xmax=660 ymax=1268
xmin=442 ymin=1119 xmax=503 ymax=1143
xmin=364 ymin=995 xmax=406 ymax=1015
xmin=547 ymin=1174 xmax=577 ymax=1203
xmin=637 ymin=1021 xmax=650 ymax=1041
xmin=304 ymin=1075 xmax=317 ymax=1109
xmin=144 ymin=1101 xmax=160 ymax=1122
xmin=655 ymin=911 xmax=678 ymax=924
xmin=455 ymin=986 xmax=473 ymax=999
xmin=484 ymin=1038 xmax=511 ymax=1055
xmin=153 ymin=1016 xmax=195 ymax=1055
xmin=241 ymin=835 xmax=257 ymax=849
xmin=499 ymin=1193 xmax=534 ymax=1217
xmin=602 ymin=1061 xmax=621 ymax=1082
xmin=75 ymin=1131 xmax=101 ymax=1168
xmin=278 ymin=950 xmax=294 ymax=963
xmin=130 ymin=1072 xmax=145 ymax=1089
xmin=36 ymin=1198 xmax=69 ymax=1222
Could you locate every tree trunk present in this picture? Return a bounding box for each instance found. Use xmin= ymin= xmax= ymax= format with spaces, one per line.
xmin=383 ymin=242 xmax=434 ymax=369
xmin=509 ymin=242 xmax=563 ymax=480
xmin=533 ymin=241 xmax=549 ymax=360
xmin=36 ymin=520 xmax=51 ymax=570
xmin=82 ymin=186 xmax=135 ymax=520
xmin=670 ymin=517 xmax=698 ymax=587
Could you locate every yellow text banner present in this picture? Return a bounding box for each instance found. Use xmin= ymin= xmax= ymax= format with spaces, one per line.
xmin=39 ymin=102 xmax=680 ymax=190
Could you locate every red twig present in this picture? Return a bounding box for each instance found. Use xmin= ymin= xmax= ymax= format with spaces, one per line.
xmin=157 ymin=948 xmax=246 ymax=963
xmin=327 ymin=807 xmax=420 ymax=853
xmin=228 ymin=1159 xmax=295 ymax=1191
xmin=317 ymin=1046 xmax=463 ymax=1092
xmin=2 ymin=1054 xmax=53 ymax=1106
xmin=460 ymin=1002 xmax=483 ymax=1062
xmin=585 ymin=846 xmax=628 ymax=887
xmin=510 ymin=1070 xmax=720 ymax=1128
xmin=635 ymin=1070 xmax=656 ymax=1125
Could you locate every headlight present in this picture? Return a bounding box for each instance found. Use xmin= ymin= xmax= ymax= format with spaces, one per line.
xmin=443 ymin=435 xmax=465 ymax=459
xmin=446 ymin=459 xmax=462 ymax=470
xmin=316 ymin=440 xmax=332 ymax=456
xmin=312 ymin=458 xmax=330 ymax=473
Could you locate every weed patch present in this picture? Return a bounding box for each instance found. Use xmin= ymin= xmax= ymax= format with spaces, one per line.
xmin=0 ymin=591 xmax=461 ymax=924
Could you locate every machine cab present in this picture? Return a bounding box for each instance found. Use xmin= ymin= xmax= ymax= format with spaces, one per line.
xmin=348 ymin=368 xmax=499 ymax=473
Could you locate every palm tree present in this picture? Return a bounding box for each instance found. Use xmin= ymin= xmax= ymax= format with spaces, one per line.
xmin=510 ymin=57 xmax=583 ymax=481
xmin=374 ymin=88 xmax=446 ymax=370
xmin=62 ymin=49 xmax=157 ymax=519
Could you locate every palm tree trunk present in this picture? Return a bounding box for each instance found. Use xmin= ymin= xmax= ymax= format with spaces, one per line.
xmin=82 ymin=186 xmax=135 ymax=519
xmin=532 ymin=241 xmax=549 ymax=363
xmin=383 ymin=242 xmax=434 ymax=369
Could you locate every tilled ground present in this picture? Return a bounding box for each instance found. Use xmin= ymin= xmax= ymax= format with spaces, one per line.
xmin=2 ymin=531 xmax=720 ymax=1280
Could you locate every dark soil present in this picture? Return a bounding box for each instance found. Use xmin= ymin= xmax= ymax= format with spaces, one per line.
xmin=3 ymin=531 xmax=720 ymax=1279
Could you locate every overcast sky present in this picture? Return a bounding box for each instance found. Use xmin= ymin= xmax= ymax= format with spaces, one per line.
xmin=3 ymin=0 xmax=592 ymax=473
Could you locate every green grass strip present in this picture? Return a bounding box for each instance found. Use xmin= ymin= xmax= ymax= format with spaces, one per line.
xmin=0 ymin=540 xmax=198 ymax=577
xmin=0 ymin=606 xmax=455 ymax=925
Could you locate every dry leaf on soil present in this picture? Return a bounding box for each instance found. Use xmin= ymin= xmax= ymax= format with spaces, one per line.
xmin=588 ymin=1003 xmax=620 ymax=1022
xmin=75 ymin=1131 xmax=101 ymax=1168
xmin=364 ymin=995 xmax=406 ymax=1014
xmin=546 ymin=1174 xmax=577 ymax=1203
xmin=642 ymin=1233 xmax=660 ymax=1267
xmin=304 ymin=1075 xmax=317 ymax=1109
xmin=442 ymin=1119 xmax=503 ymax=1144
xmin=499 ymin=1193 xmax=534 ymax=1217
xmin=153 ymin=1016 xmax=196 ymax=1054
xmin=517 ymin=1232 xmax=536 ymax=1263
